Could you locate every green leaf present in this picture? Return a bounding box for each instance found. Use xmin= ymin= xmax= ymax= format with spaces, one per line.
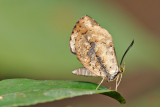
xmin=0 ymin=79 xmax=125 ymax=107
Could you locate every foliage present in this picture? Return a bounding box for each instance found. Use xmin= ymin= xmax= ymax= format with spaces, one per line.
xmin=0 ymin=79 xmax=125 ymax=107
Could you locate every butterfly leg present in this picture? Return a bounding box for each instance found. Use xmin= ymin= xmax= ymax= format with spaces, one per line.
xmin=96 ymin=77 xmax=105 ymax=90
xmin=115 ymin=75 xmax=119 ymax=91
xmin=115 ymin=74 xmax=122 ymax=91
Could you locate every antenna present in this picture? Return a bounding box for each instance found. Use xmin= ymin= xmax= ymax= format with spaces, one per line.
xmin=120 ymin=40 xmax=134 ymax=66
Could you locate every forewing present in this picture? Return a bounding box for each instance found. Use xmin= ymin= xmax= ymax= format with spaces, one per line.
xmin=69 ymin=15 xmax=99 ymax=55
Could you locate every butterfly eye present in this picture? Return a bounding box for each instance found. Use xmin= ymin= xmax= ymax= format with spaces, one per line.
xmin=120 ymin=67 xmax=124 ymax=72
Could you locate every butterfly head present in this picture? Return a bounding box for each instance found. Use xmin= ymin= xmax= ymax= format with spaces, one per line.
xmin=107 ymin=66 xmax=123 ymax=82
xmin=119 ymin=65 xmax=125 ymax=72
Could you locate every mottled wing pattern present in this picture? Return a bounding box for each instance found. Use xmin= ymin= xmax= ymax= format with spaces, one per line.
xmin=71 ymin=16 xmax=119 ymax=81
xmin=69 ymin=15 xmax=98 ymax=55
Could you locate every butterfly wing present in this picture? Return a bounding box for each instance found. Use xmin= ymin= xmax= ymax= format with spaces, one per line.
xmin=72 ymin=16 xmax=119 ymax=81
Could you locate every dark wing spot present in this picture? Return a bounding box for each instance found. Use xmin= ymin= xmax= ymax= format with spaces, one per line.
xmin=109 ymin=42 xmax=113 ymax=47
xmin=87 ymin=42 xmax=95 ymax=57
xmin=97 ymin=56 xmax=107 ymax=73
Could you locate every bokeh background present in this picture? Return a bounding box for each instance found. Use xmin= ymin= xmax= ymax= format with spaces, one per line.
xmin=0 ymin=0 xmax=160 ymax=107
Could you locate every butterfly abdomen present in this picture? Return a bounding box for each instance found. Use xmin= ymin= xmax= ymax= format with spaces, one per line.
xmin=72 ymin=68 xmax=98 ymax=76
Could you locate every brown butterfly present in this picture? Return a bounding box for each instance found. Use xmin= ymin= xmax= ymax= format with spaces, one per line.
xmin=70 ymin=15 xmax=134 ymax=90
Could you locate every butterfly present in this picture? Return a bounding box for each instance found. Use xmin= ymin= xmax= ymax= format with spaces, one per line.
xmin=69 ymin=15 xmax=134 ymax=91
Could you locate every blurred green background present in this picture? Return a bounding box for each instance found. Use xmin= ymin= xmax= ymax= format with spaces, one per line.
xmin=0 ymin=0 xmax=160 ymax=107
